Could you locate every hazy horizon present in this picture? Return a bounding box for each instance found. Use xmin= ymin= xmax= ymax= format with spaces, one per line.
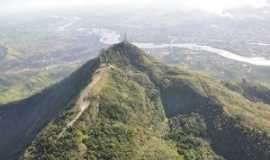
xmin=1 ymin=0 xmax=269 ymax=15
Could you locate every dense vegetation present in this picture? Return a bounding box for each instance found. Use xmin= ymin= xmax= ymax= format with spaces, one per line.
xmin=166 ymin=114 xmax=224 ymax=160
xmin=1 ymin=42 xmax=270 ymax=160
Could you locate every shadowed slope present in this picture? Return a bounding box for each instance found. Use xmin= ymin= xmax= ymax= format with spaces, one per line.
xmin=0 ymin=58 xmax=100 ymax=160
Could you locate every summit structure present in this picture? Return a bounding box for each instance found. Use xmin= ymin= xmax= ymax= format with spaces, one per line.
xmin=123 ymin=33 xmax=128 ymax=43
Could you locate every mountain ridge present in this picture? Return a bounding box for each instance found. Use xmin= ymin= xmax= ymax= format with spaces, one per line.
xmin=1 ymin=42 xmax=270 ymax=160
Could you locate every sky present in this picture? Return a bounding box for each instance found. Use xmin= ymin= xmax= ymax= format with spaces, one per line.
xmin=1 ymin=0 xmax=269 ymax=14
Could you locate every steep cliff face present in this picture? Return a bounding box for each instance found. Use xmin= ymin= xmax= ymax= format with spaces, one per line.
xmin=1 ymin=42 xmax=270 ymax=160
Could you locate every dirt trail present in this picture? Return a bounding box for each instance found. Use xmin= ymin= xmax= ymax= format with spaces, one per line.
xmin=57 ymin=73 xmax=101 ymax=139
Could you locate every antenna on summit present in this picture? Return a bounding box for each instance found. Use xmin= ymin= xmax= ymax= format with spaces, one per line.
xmin=123 ymin=33 xmax=128 ymax=43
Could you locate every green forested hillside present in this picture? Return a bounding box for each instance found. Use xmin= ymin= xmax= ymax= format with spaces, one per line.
xmin=1 ymin=42 xmax=270 ymax=160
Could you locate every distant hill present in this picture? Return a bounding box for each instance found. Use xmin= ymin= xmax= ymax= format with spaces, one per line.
xmin=1 ymin=42 xmax=270 ymax=160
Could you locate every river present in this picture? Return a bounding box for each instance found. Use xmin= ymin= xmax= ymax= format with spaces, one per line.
xmin=84 ymin=27 xmax=270 ymax=67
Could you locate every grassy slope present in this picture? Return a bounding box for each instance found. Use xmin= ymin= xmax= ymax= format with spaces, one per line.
xmin=224 ymin=80 xmax=270 ymax=105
